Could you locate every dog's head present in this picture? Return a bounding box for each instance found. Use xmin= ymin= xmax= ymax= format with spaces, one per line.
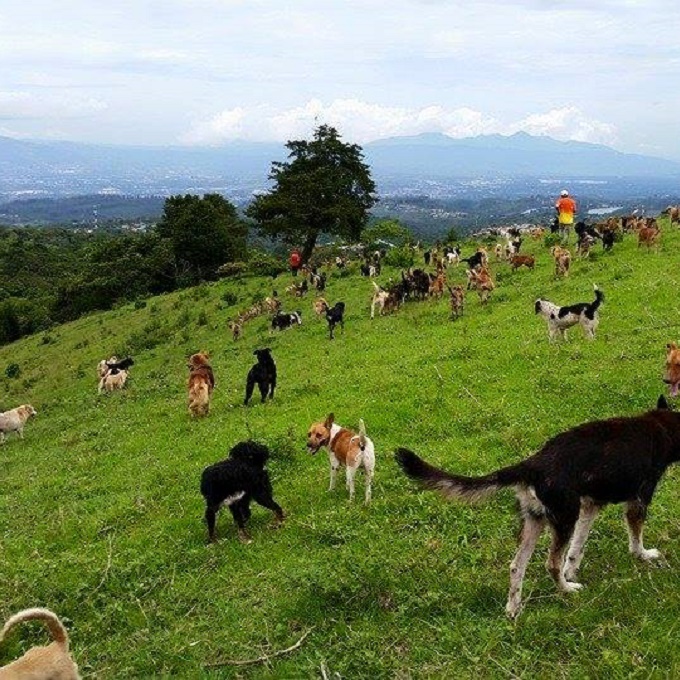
xmin=118 ymin=357 xmax=135 ymax=370
xmin=188 ymin=352 xmax=210 ymax=370
xmin=307 ymin=413 xmax=334 ymax=454
xmin=664 ymin=342 xmax=680 ymax=396
xmin=229 ymin=441 xmax=270 ymax=468
xmin=534 ymin=299 xmax=545 ymax=315
xmin=253 ymin=348 xmax=272 ymax=363
xmin=18 ymin=404 xmax=37 ymax=421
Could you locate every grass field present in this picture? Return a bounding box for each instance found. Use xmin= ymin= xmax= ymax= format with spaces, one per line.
xmin=1 ymin=219 xmax=680 ymax=678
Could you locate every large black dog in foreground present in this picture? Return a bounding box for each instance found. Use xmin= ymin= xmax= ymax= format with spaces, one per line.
xmin=396 ymin=396 xmax=680 ymax=618
xmin=201 ymin=441 xmax=284 ymax=543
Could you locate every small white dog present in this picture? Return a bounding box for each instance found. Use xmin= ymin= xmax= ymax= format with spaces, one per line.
xmin=370 ymin=281 xmax=390 ymax=319
xmin=535 ymin=285 xmax=604 ymax=342
xmin=0 ymin=404 xmax=37 ymax=444
xmin=306 ymin=413 xmax=376 ymax=504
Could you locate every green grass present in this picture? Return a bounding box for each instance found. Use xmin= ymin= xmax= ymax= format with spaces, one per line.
xmin=2 ymin=222 xmax=680 ymax=678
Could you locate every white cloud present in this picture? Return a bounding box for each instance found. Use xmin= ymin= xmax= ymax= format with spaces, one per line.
xmin=0 ymin=90 xmax=107 ymax=120
xmin=181 ymin=99 xmax=616 ymax=146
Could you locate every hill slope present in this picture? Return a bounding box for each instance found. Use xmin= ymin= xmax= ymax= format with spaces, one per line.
xmin=1 ymin=220 xmax=680 ymax=677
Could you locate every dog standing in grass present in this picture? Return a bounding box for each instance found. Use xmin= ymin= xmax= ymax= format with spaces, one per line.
xmin=0 ymin=404 xmax=37 ymax=444
xmin=306 ymin=413 xmax=375 ymax=504
xmin=396 ymin=395 xmax=680 ymax=619
xmin=244 ymin=348 xmax=277 ymax=405
xmin=0 ymin=607 xmax=80 ymax=679
xmin=187 ymin=352 xmax=214 ymax=417
xmin=200 ymin=441 xmax=284 ymax=543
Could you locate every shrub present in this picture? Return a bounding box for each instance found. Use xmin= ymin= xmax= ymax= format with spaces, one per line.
xmin=217 ymin=262 xmax=247 ymax=278
xmin=247 ymin=251 xmax=287 ymax=278
xmin=134 ymin=299 xmax=148 ymax=310
xmin=5 ymin=363 xmax=21 ymax=379
xmin=543 ymin=233 xmax=562 ymax=249
xmin=197 ymin=311 xmax=209 ymax=326
xmin=383 ymin=246 xmax=415 ymax=268
xmin=125 ymin=319 xmax=171 ymax=353
xmin=221 ymin=291 xmax=238 ymax=306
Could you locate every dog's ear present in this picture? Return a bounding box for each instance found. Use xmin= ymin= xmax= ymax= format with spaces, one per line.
xmin=657 ymin=395 xmax=670 ymax=410
xmin=324 ymin=413 xmax=335 ymax=429
xmin=667 ymin=342 xmax=677 ymax=352
xmin=253 ymin=349 xmax=260 ymax=356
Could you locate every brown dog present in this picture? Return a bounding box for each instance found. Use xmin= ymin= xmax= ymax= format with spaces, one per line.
xmin=510 ymin=254 xmax=535 ymax=271
xmin=306 ymin=414 xmax=376 ymax=504
xmin=187 ymin=352 xmax=215 ymax=417
xmin=665 ymin=342 xmax=680 ymax=397
xmin=0 ymin=608 xmax=80 ymax=679
xmin=447 ymin=284 xmax=465 ymax=319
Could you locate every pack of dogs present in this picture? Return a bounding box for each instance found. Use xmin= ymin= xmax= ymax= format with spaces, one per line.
xmin=5 ymin=215 xmax=680 ymax=674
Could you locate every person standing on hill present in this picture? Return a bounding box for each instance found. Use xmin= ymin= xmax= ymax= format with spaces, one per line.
xmin=289 ymin=248 xmax=301 ymax=276
xmin=555 ymin=189 xmax=577 ymax=243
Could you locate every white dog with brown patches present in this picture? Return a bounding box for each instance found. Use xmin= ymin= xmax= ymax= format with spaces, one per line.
xmin=307 ymin=413 xmax=375 ymax=504
xmin=0 ymin=404 xmax=37 ymax=444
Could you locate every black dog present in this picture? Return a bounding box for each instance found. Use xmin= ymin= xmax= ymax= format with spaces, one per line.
xmin=602 ymin=230 xmax=615 ymax=251
xmin=396 ymin=395 xmax=680 ymax=618
xmin=271 ymin=311 xmax=302 ymax=331
xmin=200 ymin=441 xmax=284 ymax=543
xmin=105 ymin=356 xmax=134 ymax=374
xmin=461 ymin=252 xmax=485 ymax=270
xmin=325 ymin=301 xmax=345 ymax=339
xmin=244 ymin=348 xmax=276 ymax=405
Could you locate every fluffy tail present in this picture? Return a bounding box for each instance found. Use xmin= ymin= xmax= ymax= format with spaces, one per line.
xmin=591 ymin=285 xmax=604 ymax=311
xmin=371 ymin=281 xmax=382 ymax=293
xmin=0 ymin=608 xmax=69 ymax=650
xmin=395 ymin=448 xmax=529 ymax=502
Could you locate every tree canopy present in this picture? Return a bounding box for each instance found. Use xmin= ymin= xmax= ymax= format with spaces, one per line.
xmin=246 ymin=125 xmax=377 ymax=262
xmin=157 ymin=193 xmax=247 ymax=285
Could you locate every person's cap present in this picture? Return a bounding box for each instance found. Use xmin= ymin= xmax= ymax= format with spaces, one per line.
xmin=560 ymin=189 xmax=569 ymax=197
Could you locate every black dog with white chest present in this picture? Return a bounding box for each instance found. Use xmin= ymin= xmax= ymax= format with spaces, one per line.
xmin=200 ymin=441 xmax=284 ymax=543
xmin=325 ymin=301 xmax=345 ymax=339
xmin=244 ymin=348 xmax=276 ymax=405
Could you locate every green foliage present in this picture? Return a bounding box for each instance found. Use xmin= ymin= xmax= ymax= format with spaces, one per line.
xmin=221 ymin=291 xmax=238 ymax=306
xmin=216 ymin=261 xmax=246 ymax=278
xmin=246 ymin=250 xmax=288 ymax=278
xmin=157 ymin=193 xmax=247 ymax=285
xmin=383 ymin=245 xmax=415 ymax=268
xmin=4 ymin=362 xmax=21 ymax=378
xmin=544 ymin=232 xmax=562 ymax=248
xmin=362 ymin=218 xmax=414 ymax=249
xmin=246 ymin=125 xmax=377 ymax=261
xmin=445 ymin=225 xmax=461 ymax=243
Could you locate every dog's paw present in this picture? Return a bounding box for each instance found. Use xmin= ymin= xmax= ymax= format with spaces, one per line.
xmin=505 ymin=600 xmax=522 ymax=620
xmin=562 ymin=581 xmax=583 ymax=594
xmin=636 ymin=547 xmax=662 ymax=562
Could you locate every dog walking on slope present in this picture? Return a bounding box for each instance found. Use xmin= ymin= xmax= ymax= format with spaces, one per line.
xmin=396 ymin=395 xmax=680 ymax=618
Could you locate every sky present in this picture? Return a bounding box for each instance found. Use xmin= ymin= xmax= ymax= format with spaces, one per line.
xmin=1 ymin=0 xmax=679 ymax=159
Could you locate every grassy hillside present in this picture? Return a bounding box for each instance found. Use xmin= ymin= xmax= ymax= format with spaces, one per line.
xmin=1 ymin=220 xmax=680 ymax=678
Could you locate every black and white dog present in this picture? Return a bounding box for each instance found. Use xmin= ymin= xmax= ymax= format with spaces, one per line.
xmin=200 ymin=441 xmax=284 ymax=543
xmin=271 ymin=311 xmax=302 ymax=331
xmin=244 ymin=348 xmax=277 ymax=405
xmin=325 ymin=301 xmax=345 ymax=340
xmin=534 ymin=285 xmax=604 ymax=341
xmin=396 ymin=395 xmax=680 ymax=618
xmin=105 ymin=356 xmax=135 ymax=374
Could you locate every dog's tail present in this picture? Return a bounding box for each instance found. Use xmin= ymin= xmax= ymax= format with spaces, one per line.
xmin=591 ymin=284 xmax=604 ymax=311
xmin=395 ymin=448 xmax=530 ymax=503
xmin=371 ymin=281 xmax=382 ymax=293
xmin=0 ymin=608 xmax=70 ymax=650
xmin=358 ymin=419 xmax=367 ymax=450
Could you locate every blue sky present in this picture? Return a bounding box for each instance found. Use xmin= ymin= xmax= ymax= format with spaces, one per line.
xmin=1 ymin=0 xmax=679 ymax=158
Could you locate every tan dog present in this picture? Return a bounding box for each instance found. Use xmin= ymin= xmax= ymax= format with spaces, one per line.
xmin=494 ymin=243 xmax=503 ymax=261
xmin=0 ymin=608 xmax=79 ymax=679
xmin=370 ymin=282 xmax=390 ymax=319
xmin=187 ymin=352 xmax=215 ymax=417
xmin=306 ymin=413 xmax=376 ymax=504
xmin=468 ymin=265 xmax=494 ymax=304
xmin=96 ymin=356 xmax=118 ymax=379
xmin=313 ymin=297 xmax=329 ymax=316
xmin=665 ymin=342 xmax=680 ymax=397
xmin=99 ymin=370 xmax=128 ymax=393
xmin=551 ymin=246 xmax=571 ymax=277
xmin=447 ymin=284 xmax=465 ymax=319
xmin=0 ymin=405 xmax=37 ymax=444
xmin=510 ymin=254 xmax=535 ymax=270
xmin=638 ymin=224 xmax=661 ymax=250
xmin=228 ymin=320 xmax=242 ymax=341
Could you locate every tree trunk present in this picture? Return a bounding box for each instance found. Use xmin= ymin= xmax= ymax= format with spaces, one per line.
xmin=301 ymin=229 xmax=319 ymax=264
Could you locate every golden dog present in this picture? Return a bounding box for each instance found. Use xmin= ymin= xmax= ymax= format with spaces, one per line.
xmin=665 ymin=342 xmax=680 ymax=397
xmin=0 ymin=404 xmax=37 ymax=444
xmin=187 ymin=352 xmax=215 ymax=417
xmin=0 ymin=608 xmax=79 ymax=679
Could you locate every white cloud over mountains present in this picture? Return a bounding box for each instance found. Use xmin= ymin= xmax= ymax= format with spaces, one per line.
xmin=181 ymin=99 xmax=617 ymax=147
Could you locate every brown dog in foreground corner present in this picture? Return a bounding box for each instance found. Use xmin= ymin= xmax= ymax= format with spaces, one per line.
xmin=0 ymin=608 xmax=80 ymax=679
xmin=187 ymin=352 xmax=215 ymax=417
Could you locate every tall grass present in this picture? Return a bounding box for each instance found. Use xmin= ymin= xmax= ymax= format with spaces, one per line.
xmin=1 ymin=219 xmax=680 ymax=678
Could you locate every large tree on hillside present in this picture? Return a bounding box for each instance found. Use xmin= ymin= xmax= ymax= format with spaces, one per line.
xmin=246 ymin=125 xmax=377 ymax=262
xmin=157 ymin=193 xmax=247 ymax=284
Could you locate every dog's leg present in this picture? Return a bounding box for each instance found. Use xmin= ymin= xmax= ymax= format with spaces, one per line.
xmin=345 ymin=464 xmax=357 ymax=502
xmin=205 ymin=505 xmax=219 ymax=543
xmin=329 ymin=453 xmax=339 ymax=491
xmin=506 ymin=513 xmax=545 ymax=619
xmin=229 ymin=501 xmax=252 ymax=544
xmin=625 ymin=500 xmax=661 ymax=561
xmin=363 ymin=457 xmax=375 ymax=505
xmin=370 ymin=300 xmax=376 ymax=319
xmin=258 ymin=380 xmax=268 ymax=404
xmin=545 ymin=509 xmax=581 ymax=594
xmin=252 ymin=490 xmax=285 ymax=527
xmin=563 ymin=499 xmax=600 ymax=582
xmin=244 ymin=376 xmax=255 ymax=406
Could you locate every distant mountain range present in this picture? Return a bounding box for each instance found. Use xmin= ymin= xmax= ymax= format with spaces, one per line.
xmin=1 ymin=132 xmax=679 ymax=199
